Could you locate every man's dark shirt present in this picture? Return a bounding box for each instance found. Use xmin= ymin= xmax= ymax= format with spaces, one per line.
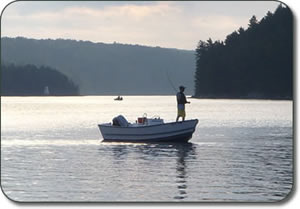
xmin=176 ymin=92 xmax=187 ymax=105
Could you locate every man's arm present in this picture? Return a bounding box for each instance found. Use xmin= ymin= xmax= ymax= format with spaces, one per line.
xmin=184 ymin=94 xmax=190 ymax=104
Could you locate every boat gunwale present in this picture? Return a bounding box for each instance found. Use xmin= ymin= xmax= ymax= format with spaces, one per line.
xmin=98 ymin=119 xmax=198 ymax=129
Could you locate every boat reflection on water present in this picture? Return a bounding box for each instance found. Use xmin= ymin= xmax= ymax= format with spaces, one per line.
xmin=99 ymin=142 xmax=196 ymax=200
xmin=173 ymin=143 xmax=196 ymax=200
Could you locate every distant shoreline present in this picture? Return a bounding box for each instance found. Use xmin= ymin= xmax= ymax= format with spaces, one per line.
xmin=190 ymin=95 xmax=293 ymax=101
xmin=1 ymin=95 xmax=293 ymax=101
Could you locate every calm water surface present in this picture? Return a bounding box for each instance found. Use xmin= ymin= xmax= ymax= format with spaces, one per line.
xmin=1 ymin=96 xmax=293 ymax=202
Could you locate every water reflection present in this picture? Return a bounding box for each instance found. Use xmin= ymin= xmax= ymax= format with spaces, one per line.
xmin=110 ymin=144 xmax=129 ymax=160
xmin=173 ymin=143 xmax=196 ymax=200
xmin=99 ymin=142 xmax=196 ymax=200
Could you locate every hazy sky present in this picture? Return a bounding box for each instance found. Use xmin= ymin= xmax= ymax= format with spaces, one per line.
xmin=1 ymin=1 xmax=280 ymax=50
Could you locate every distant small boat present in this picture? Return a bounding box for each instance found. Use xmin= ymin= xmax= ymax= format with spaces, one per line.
xmin=98 ymin=115 xmax=198 ymax=143
xmin=43 ymin=86 xmax=50 ymax=95
xmin=114 ymin=96 xmax=123 ymax=101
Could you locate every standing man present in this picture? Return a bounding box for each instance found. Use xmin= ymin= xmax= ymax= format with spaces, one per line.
xmin=176 ymin=86 xmax=190 ymax=122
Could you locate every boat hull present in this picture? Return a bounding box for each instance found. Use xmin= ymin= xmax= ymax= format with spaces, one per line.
xmin=98 ymin=119 xmax=198 ymax=143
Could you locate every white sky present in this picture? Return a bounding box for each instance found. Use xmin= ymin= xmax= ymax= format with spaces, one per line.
xmin=1 ymin=1 xmax=280 ymax=50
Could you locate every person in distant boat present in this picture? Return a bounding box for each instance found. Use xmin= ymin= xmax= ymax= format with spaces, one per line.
xmin=115 ymin=96 xmax=123 ymax=100
xmin=176 ymin=86 xmax=190 ymax=122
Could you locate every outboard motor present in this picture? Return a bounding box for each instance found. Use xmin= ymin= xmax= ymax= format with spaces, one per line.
xmin=112 ymin=115 xmax=129 ymax=127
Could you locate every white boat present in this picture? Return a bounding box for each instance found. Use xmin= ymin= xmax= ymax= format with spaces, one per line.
xmin=98 ymin=115 xmax=198 ymax=143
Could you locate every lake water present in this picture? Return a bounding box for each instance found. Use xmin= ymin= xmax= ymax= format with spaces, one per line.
xmin=1 ymin=96 xmax=293 ymax=202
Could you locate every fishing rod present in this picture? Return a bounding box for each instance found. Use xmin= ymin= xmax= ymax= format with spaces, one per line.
xmin=165 ymin=69 xmax=178 ymax=93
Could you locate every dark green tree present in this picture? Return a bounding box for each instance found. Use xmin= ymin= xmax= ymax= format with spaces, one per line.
xmin=194 ymin=4 xmax=293 ymax=99
xmin=1 ymin=64 xmax=79 ymax=96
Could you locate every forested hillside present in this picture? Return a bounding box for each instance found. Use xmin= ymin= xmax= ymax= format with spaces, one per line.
xmin=1 ymin=38 xmax=195 ymax=95
xmin=194 ymin=5 xmax=293 ymax=99
xmin=2 ymin=64 xmax=79 ymax=96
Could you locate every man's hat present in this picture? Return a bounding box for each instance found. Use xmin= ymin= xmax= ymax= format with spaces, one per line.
xmin=179 ymin=85 xmax=186 ymax=90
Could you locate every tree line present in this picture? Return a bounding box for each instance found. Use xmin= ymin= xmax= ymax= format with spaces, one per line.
xmin=1 ymin=37 xmax=195 ymax=95
xmin=2 ymin=64 xmax=79 ymax=96
xmin=194 ymin=4 xmax=293 ymax=99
